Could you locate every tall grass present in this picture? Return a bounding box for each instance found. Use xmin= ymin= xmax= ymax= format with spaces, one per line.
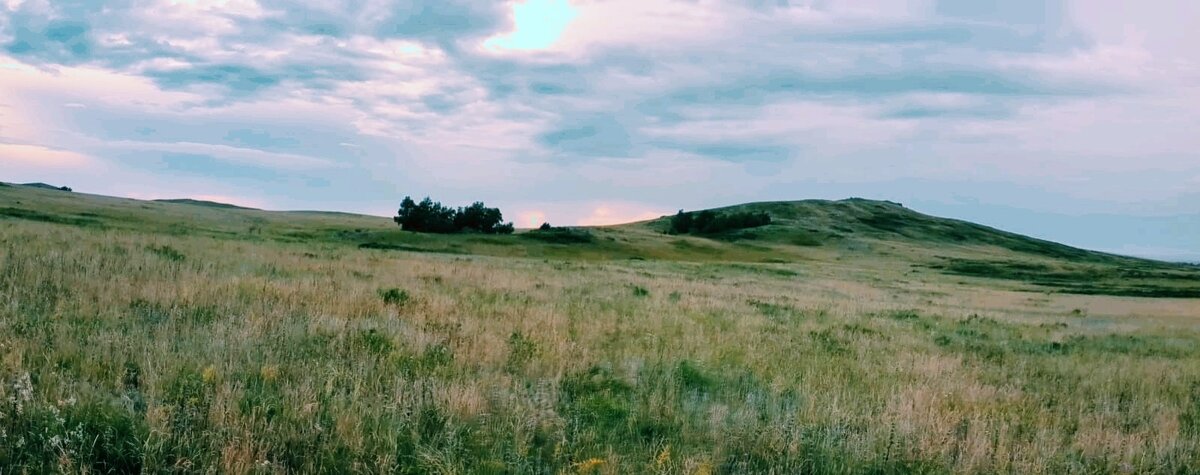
xmin=1 ymin=221 xmax=1199 ymax=473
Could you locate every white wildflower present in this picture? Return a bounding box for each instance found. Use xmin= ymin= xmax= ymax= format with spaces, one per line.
xmin=14 ymin=373 xmax=33 ymax=404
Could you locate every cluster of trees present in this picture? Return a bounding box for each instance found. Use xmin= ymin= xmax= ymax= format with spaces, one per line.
xmin=394 ymin=197 xmax=514 ymax=234
xmin=668 ymin=209 xmax=772 ymax=235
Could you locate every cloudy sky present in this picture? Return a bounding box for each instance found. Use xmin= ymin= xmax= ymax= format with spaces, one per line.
xmin=1 ymin=0 xmax=1198 ymax=260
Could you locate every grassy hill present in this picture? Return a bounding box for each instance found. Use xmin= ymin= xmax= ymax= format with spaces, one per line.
xmin=3 ymin=182 xmax=1200 ymax=473
xmin=3 ymin=183 xmax=1196 ymax=297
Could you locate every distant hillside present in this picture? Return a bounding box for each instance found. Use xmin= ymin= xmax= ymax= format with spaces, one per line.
xmin=633 ymin=199 xmax=1200 ymax=297
xmin=20 ymin=182 xmax=72 ymax=191
xmin=640 ymin=198 xmax=1132 ymax=264
xmin=153 ymin=198 xmax=258 ymax=210
xmin=2 ymin=183 xmax=1197 ymax=298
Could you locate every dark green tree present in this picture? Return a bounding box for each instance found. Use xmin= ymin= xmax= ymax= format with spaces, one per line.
xmin=668 ymin=210 xmax=693 ymax=234
xmin=394 ymin=196 xmax=515 ymax=234
xmin=454 ymin=202 xmax=505 ymax=234
xmin=394 ymin=196 xmax=456 ymax=233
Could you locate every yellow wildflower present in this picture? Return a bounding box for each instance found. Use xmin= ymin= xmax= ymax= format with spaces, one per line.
xmin=260 ymin=365 xmax=279 ymax=382
xmin=574 ymin=458 xmax=605 ymax=473
xmin=201 ymin=365 xmax=218 ymax=384
xmin=656 ymin=445 xmax=670 ymax=467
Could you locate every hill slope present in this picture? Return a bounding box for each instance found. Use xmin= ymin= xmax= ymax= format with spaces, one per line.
xmin=2 ymin=183 xmax=1197 ymax=297
xmin=153 ymin=198 xmax=258 ymax=210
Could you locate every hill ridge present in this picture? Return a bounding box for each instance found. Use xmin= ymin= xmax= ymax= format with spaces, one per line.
xmin=153 ymin=198 xmax=259 ymax=210
xmin=1 ymin=182 xmax=1198 ymax=298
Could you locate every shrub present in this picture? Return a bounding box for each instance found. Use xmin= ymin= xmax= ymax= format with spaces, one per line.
xmin=380 ymin=288 xmax=410 ymax=306
xmin=539 ymin=222 xmax=553 ymax=231
xmin=147 ymin=244 xmax=186 ymax=262
xmin=523 ymin=227 xmax=594 ymax=244
xmin=505 ymin=331 xmax=539 ymax=372
xmin=668 ymin=209 xmax=771 ymax=235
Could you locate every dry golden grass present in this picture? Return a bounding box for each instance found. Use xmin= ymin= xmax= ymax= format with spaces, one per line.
xmin=1 ymin=211 xmax=1199 ymax=473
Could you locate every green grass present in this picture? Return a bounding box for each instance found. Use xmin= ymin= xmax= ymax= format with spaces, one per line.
xmin=928 ymin=258 xmax=1200 ymax=298
xmin=2 ymin=183 xmax=1200 ymax=473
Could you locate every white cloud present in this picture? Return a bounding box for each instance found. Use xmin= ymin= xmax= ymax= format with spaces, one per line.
xmin=0 ymin=56 xmax=202 ymax=113
xmin=97 ymin=139 xmax=340 ymax=170
xmin=641 ymin=100 xmax=918 ymax=150
xmin=0 ymin=143 xmax=96 ymax=168
xmin=162 ymin=0 xmax=272 ymax=19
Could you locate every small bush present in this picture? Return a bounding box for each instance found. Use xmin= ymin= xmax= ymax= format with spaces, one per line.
xmin=505 ymin=331 xmax=539 ymax=372
xmin=147 ymin=244 xmax=186 ymax=262
xmin=631 ymin=285 xmax=650 ymax=297
xmin=523 ymin=227 xmax=594 ymax=244
xmin=380 ymin=288 xmax=410 ymax=306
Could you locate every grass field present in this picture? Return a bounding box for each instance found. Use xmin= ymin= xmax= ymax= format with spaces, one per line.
xmin=2 ymin=184 xmax=1200 ymax=474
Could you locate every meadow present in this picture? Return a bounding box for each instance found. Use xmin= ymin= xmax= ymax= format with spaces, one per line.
xmin=2 ymin=185 xmax=1200 ymax=474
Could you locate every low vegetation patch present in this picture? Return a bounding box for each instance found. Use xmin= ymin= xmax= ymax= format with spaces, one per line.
xmin=666 ymin=209 xmax=771 ymax=235
xmin=379 ymin=287 xmax=410 ymax=306
xmin=358 ymin=242 xmax=462 ymax=254
xmin=522 ymin=226 xmax=595 ymax=244
xmin=0 ymin=207 xmax=104 ymax=227
xmin=146 ymin=244 xmax=186 ymax=262
xmin=927 ymin=258 xmax=1200 ymax=298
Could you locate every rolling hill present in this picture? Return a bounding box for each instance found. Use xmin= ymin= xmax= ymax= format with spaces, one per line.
xmin=2 ymin=182 xmax=1197 ymax=298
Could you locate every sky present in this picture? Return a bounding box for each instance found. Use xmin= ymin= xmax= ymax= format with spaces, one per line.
xmin=1 ymin=0 xmax=1198 ymax=261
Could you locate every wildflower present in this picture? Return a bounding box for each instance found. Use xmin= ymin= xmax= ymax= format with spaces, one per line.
xmin=11 ymin=373 xmax=32 ymax=415
xmin=656 ymin=444 xmax=670 ymax=467
xmin=14 ymin=373 xmax=33 ymax=402
xmin=574 ymin=458 xmax=605 ymax=473
xmin=202 ymin=366 xmax=218 ymax=384
xmin=260 ymin=365 xmax=279 ymax=382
